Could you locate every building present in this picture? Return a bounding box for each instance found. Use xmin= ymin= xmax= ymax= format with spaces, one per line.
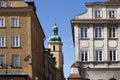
xmin=48 ymin=23 xmax=65 ymax=80
xmin=0 ymin=0 xmax=45 ymax=80
xmin=68 ymin=0 xmax=120 ymax=80
xmin=44 ymin=48 xmax=56 ymax=80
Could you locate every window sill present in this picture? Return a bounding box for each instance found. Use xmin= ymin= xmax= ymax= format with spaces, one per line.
xmin=108 ymin=38 xmax=118 ymax=40
xmin=94 ymin=38 xmax=104 ymax=40
xmin=0 ymin=46 xmax=7 ymax=48
xmin=11 ymin=46 xmax=21 ymax=49
xmin=12 ymin=66 xmax=22 ymax=69
xmin=94 ymin=17 xmax=101 ymax=18
xmin=80 ymin=38 xmax=90 ymax=40
xmin=11 ymin=26 xmax=20 ymax=28
xmin=0 ymin=27 xmax=6 ymax=28
xmin=109 ymin=17 xmax=116 ymax=19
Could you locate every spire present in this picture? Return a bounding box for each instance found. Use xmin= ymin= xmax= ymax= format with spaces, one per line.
xmin=52 ymin=23 xmax=58 ymax=35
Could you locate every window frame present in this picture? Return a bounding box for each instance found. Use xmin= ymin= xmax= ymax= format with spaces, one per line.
xmin=12 ymin=54 xmax=20 ymax=67
xmin=0 ymin=1 xmax=4 ymax=7
xmin=12 ymin=35 xmax=20 ymax=47
xmin=0 ymin=17 xmax=5 ymax=27
xmin=80 ymin=27 xmax=88 ymax=39
xmin=109 ymin=10 xmax=115 ymax=18
xmin=95 ymin=9 xmax=101 ymax=18
xmin=7 ymin=1 xmax=12 ymax=7
xmin=108 ymin=27 xmax=117 ymax=38
xmin=0 ymin=35 xmax=6 ymax=47
xmin=11 ymin=17 xmax=19 ymax=27
xmin=81 ymin=50 xmax=88 ymax=61
xmin=95 ymin=50 xmax=103 ymax=61
xmin=0 ymin=55 xmax=5 ymax=65
xmin=94 ymin=27 xmax=103 ymax=38
xmin=109 ymin=50 xmax=117 ymax=61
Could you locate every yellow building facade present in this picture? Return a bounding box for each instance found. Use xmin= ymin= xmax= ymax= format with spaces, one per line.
xmin=0 ymin=0 xmax=45 ymax=80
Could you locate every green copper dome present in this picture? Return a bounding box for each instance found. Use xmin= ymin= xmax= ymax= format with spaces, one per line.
xmin=49 ymin=23 xmax=61 ymax=42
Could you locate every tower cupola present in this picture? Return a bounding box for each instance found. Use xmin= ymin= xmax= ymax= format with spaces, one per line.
xmin=50 ymin=23 xmax=61 ymax=42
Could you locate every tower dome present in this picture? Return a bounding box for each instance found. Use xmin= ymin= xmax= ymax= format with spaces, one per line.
xmin=49 ymin=23 xmax=61 ymax=42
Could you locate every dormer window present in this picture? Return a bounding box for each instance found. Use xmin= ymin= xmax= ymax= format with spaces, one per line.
xmin=0 ymin=2 xmax=4 ymax=7
xmin=7 ymin=1 xmax=12 ymax=7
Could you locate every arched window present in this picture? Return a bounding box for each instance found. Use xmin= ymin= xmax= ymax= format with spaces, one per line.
xmin=109 ymin=78 xmax=116 ymax=80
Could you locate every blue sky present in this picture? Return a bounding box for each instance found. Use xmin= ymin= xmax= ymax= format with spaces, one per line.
xmin=34 ymin=0 xmax=105 ymax=78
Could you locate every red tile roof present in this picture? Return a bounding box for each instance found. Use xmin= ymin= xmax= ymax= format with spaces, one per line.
xmin=68 ymin=74 xmax=83 ymax=79
xmin=71 ymin=62 xmax=80 ymax=68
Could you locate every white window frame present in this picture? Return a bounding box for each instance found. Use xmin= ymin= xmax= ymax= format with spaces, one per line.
xmin=107 ymin=8 xmax=116 ymax=18
xmin=12 ymin=35 xmax=20 ymax=47
xmin=94 ymin=27 xmax=102 ymax=38
xmin=95 ymin=50 xmax=102 ymax=61
xmin=95 ymin=10 xmax=101 ymax=18
xmin=0 ymin=17 xmax=5 ymax=27
xmin=0 ymin=1 xmax=4 ymax=7
xmin=0 ymin=35 xmax=6 ymax=47
xmin=109 ymin=10 xmax=115 ymax=18
xmin=109 ymin=27 xmax=117 ymax=38
xmin=80 ymin=27 xmax=88 ymax=39
xmin=12 ymin=17 xmax=19 ymax=27
xmin=7 ymin=1 xmax=12 ymax=7
xmin=81 ymin=50 xmax=88 ymax=61
xmin=109 ymin=50 xmax=117 ymax=61
xmin=12 ymin=54 xmax=20 ymax=67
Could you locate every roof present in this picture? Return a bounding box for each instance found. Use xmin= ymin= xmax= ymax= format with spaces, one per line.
xmin=85 ymin=0 xmax=120 ymax=6
xmin=24 ymin=0 xmax=34 ymax=2
xmin=68 ymin=74 xmax=83 ymax=79
xmin=71 ymin=62 xmax=80 ymax=68
xmin=106 ymin=0 xmax=120 ymax=3
xmin=0 ymin=70 xmax=27 ymax=75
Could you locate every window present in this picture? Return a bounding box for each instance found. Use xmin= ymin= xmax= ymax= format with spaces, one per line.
xmin=0 ymin=55 xmax=5 ymax=65
xmin=12 ymin=55 xmax=20 ymax=67
xmin=0 ymin=35 xmax=5 ymax=47
xmin=7 ymin=1 xmax=12 ymax=7
xmin=0 ymin=17 xmax=5 ymax=27
xmin=0 ymin=2 xmax=4 ymax=7
xmin=96 ymin=50 xmax=102 ymax=61
xmin=95 ymin=10 xmax=101 ymax=18
xmin=12 ymin=35 xmax=20 ymax=47
xmin=53 ymin=45 xmax=55 ymax=51
xmin=12 ymin=17 xmax=19 ymax=27
xmin=109 ymin=50 xmax=116 ymax=61
xmin=80 ymin=27 xmax=88 ymax=39
xmin=109 ymin=27 xmax=116 ymax=38
xmin=81 ymin=50 xmax=88 ymax=61
xmin=109 ymin=78 xmax=116 ymax=80
xmin=109 ymin=10 xmax=115 ymax=18
xmin=94 ymin=27 xmax=102 ymax=38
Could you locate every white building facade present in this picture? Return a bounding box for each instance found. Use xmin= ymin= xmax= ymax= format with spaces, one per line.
xmin=68 ymin=0 xmax=120 ymax=80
